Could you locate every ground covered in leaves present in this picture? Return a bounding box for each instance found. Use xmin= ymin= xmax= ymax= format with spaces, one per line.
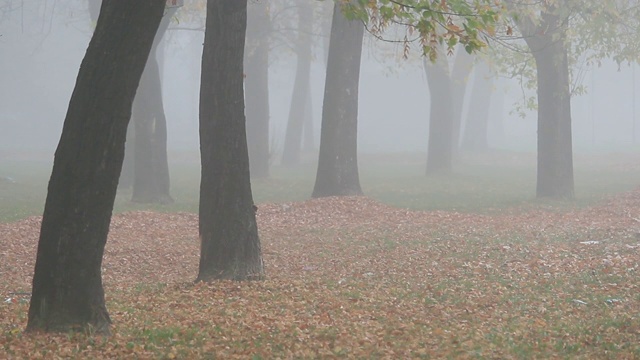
xmin=1 ymin=191 xmax=640 ymax=359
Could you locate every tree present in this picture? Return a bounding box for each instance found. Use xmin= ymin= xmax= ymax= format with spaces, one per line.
xmin=423 ymin=55 xmax=455 ymax=175
xmin=245 ymin=0 xmax=271 ymax=179
xmin=500 ymin=0 xmax=640 ymax=198
xmin=423 ymin=47 xmax=474 ymax=174
xmin=131 ymin=6 xmax=177 ymax=203
xmin=88 ymin=0 xmax=136 ymax=190
xmin=512 ymin=4 xmax=574 ymax=198
xmin=27 ymin=0 xmax=165 ymax=333
xmin=312 ymin=1 xmax=365 ymax=198
xmin=461 ymin=60 xmax=493 ymax=152
xmin=197 ymin=0 xmax=263 ymax=281
xmin=282 ymin=1 xmax=314 ymax=167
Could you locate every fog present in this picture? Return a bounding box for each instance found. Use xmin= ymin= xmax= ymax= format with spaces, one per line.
xmin=1 ymin=1 xmax=639 ymax=161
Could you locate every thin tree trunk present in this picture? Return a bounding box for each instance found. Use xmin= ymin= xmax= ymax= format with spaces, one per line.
xmin=488 ymin=84 xmax=506 ymax=148
xmin=131 ymin=7 xmax=175 ymax=204
xmin=27 ymin=0 xmax=164 ymax=334
xmin=424 ymin=57 xmax=454 ymax=175
xmin=245 ymin=0 xmax=271 ymax=179
xmin=303 ymin=90 xmax=315 ymax=151
xmin=461 ymin=61 xmax=493 ymax=152
xmin=282 ymin=2 xmax=313 ymax=167
xmin=450 ymin=50 xmax=474 ymax=151
xmin=198 ymin=0 xmax=263 ymax=281
xmin=312 ymin=2 xmax=364 ymax=198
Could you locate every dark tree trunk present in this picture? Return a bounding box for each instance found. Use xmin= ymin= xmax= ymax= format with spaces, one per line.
xmin=320 ymin=0 xmax=333 ymax=66
xmin=88 ymin=0 xmax=134 ymax=190
xmin=522 ymin=11 xmax=574 ymax=199
xmin=131 ymin=8 xmax=176 ymax=204
xmin=27 ymin=0 xmax=164 ymax=334
xmin=312 ymin=3 xmax=364 ymax=198
xmin=197 ymin=0 xmax=263 ymax=282
xmin=245 ymin=0 xmax=271 ymax=179
xmin=461 ymin=61 xmax=492 ymax=152
xmin=424 ymin=57 xmax=454 ymax=175
xmin=282 ymin=2 xmax=313 ymax=167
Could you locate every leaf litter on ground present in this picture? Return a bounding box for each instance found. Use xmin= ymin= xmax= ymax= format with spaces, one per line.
xmin=1 ymin=190 xmax=639 ymax=358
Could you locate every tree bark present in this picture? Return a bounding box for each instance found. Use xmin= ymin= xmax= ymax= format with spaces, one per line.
xmin=87 ymin=0 xmax=134 ymax=190
xmin=282 ymin=2 xmax=313 ymax=167
xmin=312 ymin=2 xmax=364 ymax=198
xmin=27 ymin=0 xmax=164 ymax=334
xmin=461 ymin=60 xmax=493 ymax=152
xmin=198 ymin=0 xmax=263 ymax=282
xmin=522 ymin=10 xmax=574 ymax=199
xmin=424 ymin=57 xmax=454 ymax=175
xmin=245 ymin=0 xmax=271 ymax=179
xmin=131 ymin=7 xmax=176 ymax=204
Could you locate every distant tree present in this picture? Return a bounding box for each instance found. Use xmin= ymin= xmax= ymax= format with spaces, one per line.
xmin=27 ymin=0 xmax=164 ymax=333
xmin=197 ymin=0 xmax=263 ymax=281
xmin=245 ymin=0 xmax=271 ymax=179
xmin=312 ymin=1 xmax=365 ymax=198
xmin=512 ymin=3 xmax=574 ymax=198
xmin=423 ymin=48 xmax=474 ymax=174
xmin=500 ymin=0 xmax=640 ymax=198
xmin=131 ymin=6 xmax=177 ymax=204
xmin=282 ymin=1 xmax=314 ymax=167
xmin=461 ymin=60 xmax=493 ymax=152
xmin=423 ymin=54 xmax=455 ymax=175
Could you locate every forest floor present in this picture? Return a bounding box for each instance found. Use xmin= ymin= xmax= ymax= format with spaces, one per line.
xmin=1 ymin=190 xmax=639 ymax=359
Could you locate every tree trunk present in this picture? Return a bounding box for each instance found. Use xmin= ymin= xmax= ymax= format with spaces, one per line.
xmin=27 ymin=0 xmax=164 ymax=334
xmin=245 ymin=0 xmax=271 ymax=179
xmin=131 ymin=8 xmax=176 ymax=204
xmin=488 ymin=84 xmax=506 ymax=148
xmin=198 ymin=0 xmax=263 ymax=282
xmin=532 ymin=39 xmax=574 ymax=198
xmin=303 ymin=90 xmax=315 ymax=151
xmin=312 ymin=2 xmax=364 ymax=198
xmin=461 ymin=61 xmax=493 ymax=152
xmin=88 ymin=0 xmax=134 ymax=190
xmin=450 ymin=50 xmax=474 ymax=152
xmin=521 ymin=10 xmax=574 ymax=199
xmin=424 ymin=57 xmax=454 ymax=175
xmin=282 ymin=2 xmax=313 ymax=167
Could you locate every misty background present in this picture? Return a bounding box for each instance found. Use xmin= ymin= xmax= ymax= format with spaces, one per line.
xmin=1 ymin=1 xmax=638 ymax=161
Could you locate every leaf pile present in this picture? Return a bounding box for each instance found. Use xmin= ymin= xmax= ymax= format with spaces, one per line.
xmin=1 ymin=192 xmax=639 ymax=358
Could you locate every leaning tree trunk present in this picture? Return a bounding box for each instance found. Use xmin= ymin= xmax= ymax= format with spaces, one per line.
xmin=461 ymin=61 xmax=493 ymax=152
xmin=131 ymin=8 xmax=176 ymax=204
xmin=245 ymin=0 xmax=271 ymax=179
xmin=27 ymin=0 xmax=164 ymax=334
xmin=88 ymin=0 xmax=134 ymax=189
xmin=197 ymin=0 xmax=263 ymax=282
xmin=519 ymin=9 xmax=574 ymax=199
xmin=282 ymin=2 xmax=313 ymax=167
xmin=424 ymin=57 xmax=454 ymax=175
xmin=312 ymin=2 xmax=364 ymax=198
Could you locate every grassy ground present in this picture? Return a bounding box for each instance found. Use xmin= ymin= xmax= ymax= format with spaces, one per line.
xmin=1 ymin=150 xmax=640 ymax=222
xmin=1 ymin=151 xmax=640 ymax=358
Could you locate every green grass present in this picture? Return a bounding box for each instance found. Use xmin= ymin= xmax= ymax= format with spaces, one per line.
xmin=1 ymin=150 xmax=639 ymax=222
